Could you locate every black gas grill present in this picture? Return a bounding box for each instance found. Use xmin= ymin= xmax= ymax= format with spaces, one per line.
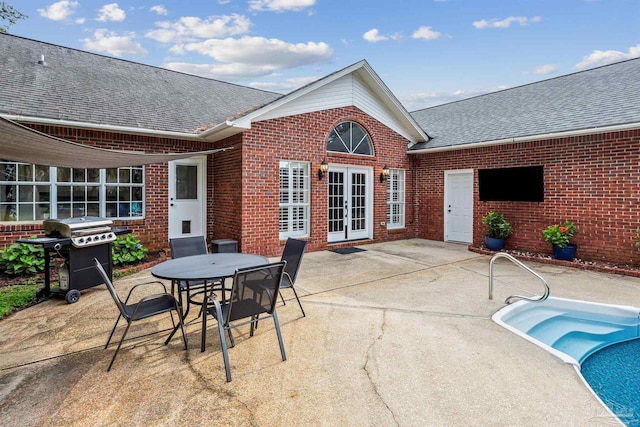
xmin=19 ymin=216 xmax=129 ymax=304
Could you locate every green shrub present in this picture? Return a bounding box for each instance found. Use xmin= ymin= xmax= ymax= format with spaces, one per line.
xmin=112 ymin=234 xmax=148 ymax=266
xmin=542 ymin=221 xmax=577 ymax=248
xmin=482 ymin=211 xmax=512 ymax=240
xmin=0 ymin=237 xmax=45 ymax=276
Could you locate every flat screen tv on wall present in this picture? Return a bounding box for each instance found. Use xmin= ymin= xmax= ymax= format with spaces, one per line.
xmin=478 ymin=166 xmax=544 ymax=202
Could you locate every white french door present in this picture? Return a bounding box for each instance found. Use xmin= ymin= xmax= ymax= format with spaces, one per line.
xmin=168 ymin=156 xmax=206 ymax=239
xmin=327 ymin=166 xmax=372 ymax=243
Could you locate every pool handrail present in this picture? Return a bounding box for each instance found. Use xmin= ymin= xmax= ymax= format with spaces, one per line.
xmin=489 ymin=252 xmax=550 ymax=304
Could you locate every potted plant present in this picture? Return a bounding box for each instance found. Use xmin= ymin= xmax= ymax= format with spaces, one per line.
xmin=542 ymin=220 xmax=578 ymax=261
xmin=482 ymin=211 xmax=512 ymax=251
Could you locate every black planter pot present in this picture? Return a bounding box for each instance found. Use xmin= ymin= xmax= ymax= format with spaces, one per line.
xmin=485 ymin=236 xmax=505 ymax=251
xmin=553 ymin=243 xmax=577 ymax=261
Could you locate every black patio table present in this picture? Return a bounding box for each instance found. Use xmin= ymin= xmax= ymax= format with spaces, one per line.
xmin=151 ymin=253 xmax=269 ymax=317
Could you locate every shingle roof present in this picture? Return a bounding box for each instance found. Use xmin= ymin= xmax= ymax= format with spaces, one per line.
xmin=410 ymin=58 xmax=640 ymax=150
xmin=0 ymin=34 xmax=282 ymax=134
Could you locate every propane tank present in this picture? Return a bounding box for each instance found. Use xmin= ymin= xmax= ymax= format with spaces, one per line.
xmin=59 ymin=262 xmax=70 ymax=291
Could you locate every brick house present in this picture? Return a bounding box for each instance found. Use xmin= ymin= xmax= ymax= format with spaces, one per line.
xmin=1 ymin=34 xmax=639 ymax=264
xmin=0 ymin=34 xmax=426 ymax=257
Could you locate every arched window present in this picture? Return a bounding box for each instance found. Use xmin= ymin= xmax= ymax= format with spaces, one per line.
xmin=326 ymin=121 xmax=373 ymax=155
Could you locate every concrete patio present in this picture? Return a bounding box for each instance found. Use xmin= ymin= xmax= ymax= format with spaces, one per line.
xmin=2 ymin=239 xmax=640 ymax=426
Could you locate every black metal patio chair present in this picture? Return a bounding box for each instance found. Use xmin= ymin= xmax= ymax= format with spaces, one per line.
xmin=94 ymin=258 xmax=187 ymax=372
xmin=201 ymin=261 xmax=287 ymax=382
xmin=279 ymin=238 xmax=308 ymax=316
xmin=170 ymin=236 xmax=215 ymax=317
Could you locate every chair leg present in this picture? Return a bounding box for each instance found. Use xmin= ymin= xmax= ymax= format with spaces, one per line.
xmin=219 ymin=323 xmax=232 ymax=382
xmin=107 ymin=321 xmax=132 ymax=371
xmin=290 ymin=286 xmax=306 ymax=317
xmin=272 ymin=310 xmax=287 ymax=361
xmin=105 ymin=315 xmax=122 ymax=349
xmin=279 ymin=290 xmax=287 ymax=306
xmin=165 ymin=306 xmax=188 ymax=350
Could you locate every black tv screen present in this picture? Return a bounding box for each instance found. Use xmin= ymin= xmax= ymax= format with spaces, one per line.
xmin=478 ymin=166 xmax=544 ymax=202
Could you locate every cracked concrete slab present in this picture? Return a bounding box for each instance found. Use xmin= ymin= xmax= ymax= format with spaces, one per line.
xmin=2 ymin=238 xmax=640 ymax=426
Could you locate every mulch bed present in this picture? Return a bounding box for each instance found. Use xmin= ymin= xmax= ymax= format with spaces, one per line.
xmin=468 ymin=245 xmax=640 ymax=278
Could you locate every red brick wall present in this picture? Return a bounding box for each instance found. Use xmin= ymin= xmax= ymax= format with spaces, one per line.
xmin=1 ymin=110 xmax=417 ymax=259
xmin=414 ymin=129 xmax=640 ymax=266
xmin=239 ymin=106 xmax=417 ymax=257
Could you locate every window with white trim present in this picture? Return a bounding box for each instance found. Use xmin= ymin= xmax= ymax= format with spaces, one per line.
xmin=0 ymin=160 xmax=145 ymax=222
xmin=326 ymin=121 xmax=374 ymax=155
xmin=279 ymin=161 xmax=309 ymax=238
xmin=387 ymin=168 xmax=405 ymax=228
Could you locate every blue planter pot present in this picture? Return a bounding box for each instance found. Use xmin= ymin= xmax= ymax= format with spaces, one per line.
xmin=553 ymin=244 xmax=577 ymax=261
xmin=485 ymin=236 xmax=505 ymax=251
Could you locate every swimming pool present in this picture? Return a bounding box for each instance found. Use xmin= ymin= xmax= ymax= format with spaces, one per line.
xmin=492 ymin=296 xmax=640 ymax=366
xmin=493 ymin=297 xmax=640 ymax=424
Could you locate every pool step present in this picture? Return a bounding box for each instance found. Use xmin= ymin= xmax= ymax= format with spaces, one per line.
xmin=552 ymin=330 xmax=635 ymax=363
xmin=527 ymin=316 xmax=638 ymax=363
xmin=504 ymin=307 xmax=566 ymax=332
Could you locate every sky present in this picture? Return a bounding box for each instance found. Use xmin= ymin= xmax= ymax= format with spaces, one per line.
xmin=6 ymin=0 xmax=640 ymax=111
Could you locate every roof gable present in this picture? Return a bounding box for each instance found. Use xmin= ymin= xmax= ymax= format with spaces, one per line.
xmin=202 ymin=60 xmax=429 ymax=143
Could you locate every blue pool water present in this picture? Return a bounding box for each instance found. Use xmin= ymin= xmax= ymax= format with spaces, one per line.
xmin=582 ymin=339 xmax=640 ymax=426
xmin=493 ymin=297 xmax=640 ymax=425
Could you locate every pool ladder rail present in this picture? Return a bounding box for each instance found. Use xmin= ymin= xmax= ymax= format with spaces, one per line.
xmin=489 ymin=252 xmax=550 ymax=304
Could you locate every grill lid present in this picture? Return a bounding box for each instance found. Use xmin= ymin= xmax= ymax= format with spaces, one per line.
xmin=43 ymin=216 xmax=113 ymax=238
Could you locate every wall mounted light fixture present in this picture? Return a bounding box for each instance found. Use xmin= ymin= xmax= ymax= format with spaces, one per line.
xmin=318 ymin=160 xmax=329 ymax=180
xmin=380 ymin=165 xmax=390 ymax=183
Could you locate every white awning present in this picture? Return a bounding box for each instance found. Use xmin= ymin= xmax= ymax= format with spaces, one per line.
xmin=0 ymin=117 xmax=230 ymax=168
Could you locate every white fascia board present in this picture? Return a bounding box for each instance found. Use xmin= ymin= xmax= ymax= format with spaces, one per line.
xmin=1 ymin=114 xmax=204 ymax=140
xmin=354 ymin=64 xmax=429 ymax=143
xmin=407 ymin=122 xmax=640 ymax=154
xmin=198 ymin=120 xmax=250 ymax=141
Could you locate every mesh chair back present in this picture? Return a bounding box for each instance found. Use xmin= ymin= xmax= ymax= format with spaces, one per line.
xmin=170 ymin=236 xmax=208 ymax=259
xmin=94 ymin=259 xmax=128 ymax=319
xmin=281 ymin=238 xmax=307 ymax=285
xmin=227 ymin=262 xmax=286 ymax=322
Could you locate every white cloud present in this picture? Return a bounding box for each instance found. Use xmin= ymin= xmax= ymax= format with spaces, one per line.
xmin=363 ymin=29 xmax=401 ymax=43
xmin=165 ymin=62 xmax=277 ymax=80
xmin=412 ymin=26 xmax=442 ymax=40
xmin=524 ymin=63 xmax=558 ymax=75
xmin=165 ymin=36 xmax=333 ymax=80
xmin=37 ymin=1 xmax=79 ymax=21
xmin=146 ymin=14 xmax=251 ymax=43
xmin=182 ymin=36 xmax=332 ymax=67
xmin=248 ymin=0 xmax=315 ymax=12
xmin=150 ymin=5 xmax=168 ymax=16
xmin=576 ymin=44 xmax=640 ymax=69
xmin=82 ymin=29 xmax=147 ymax=56
xmin=402 ymin=86 xmax=509 ymax=110
xmin=473 ymin=16 xmax=541 ymax=29
xmin=248 ymin=76 xmax=319 ymax=92
xmin=96 ymin=3 xmax=126 ymax=22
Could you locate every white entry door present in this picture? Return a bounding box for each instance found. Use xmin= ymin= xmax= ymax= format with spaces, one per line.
xmin=444 ymin=170 xmax=473 ymax=243
xmin=328 ymin=166 xmax=372 ymax=243
xmin=168 ymin=157 xmax=206 ymax=239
